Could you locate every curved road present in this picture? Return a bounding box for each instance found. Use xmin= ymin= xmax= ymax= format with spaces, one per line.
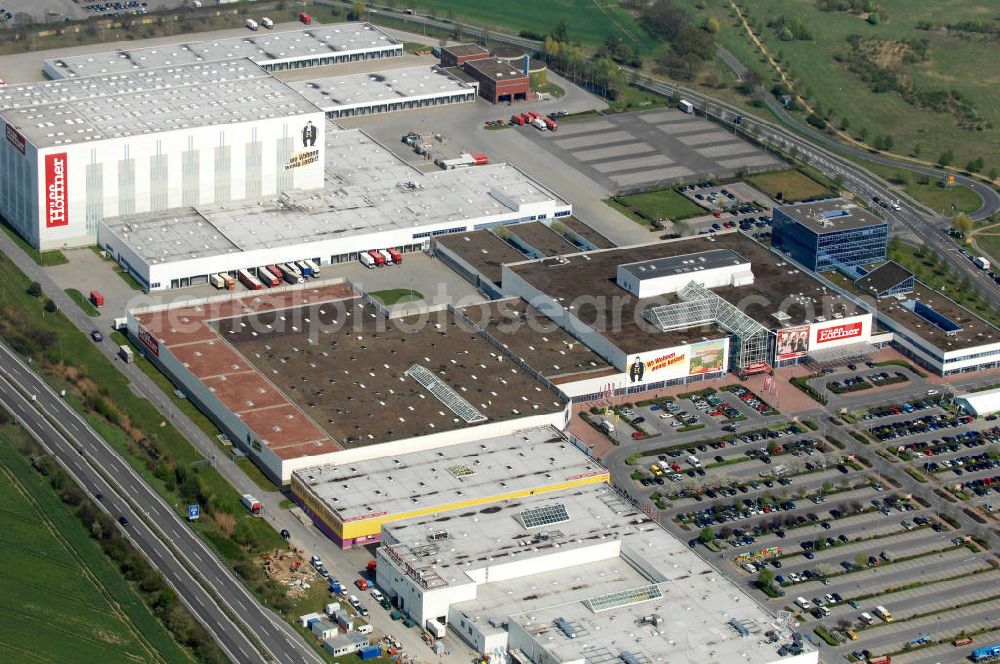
xmin=346 ymin=4 xmax=1000 ymax=303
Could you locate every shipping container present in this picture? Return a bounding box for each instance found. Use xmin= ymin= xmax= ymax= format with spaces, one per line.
xmin=90 ymin=290 xmax=105 ymax=307
xmin=210 ymin=273 xmax=226 ymax=289
xmin=261 ymin=16 xmax=273 ymax=28
xmin=238 ymin=269 xmax=263 ymax=290
xmin=257 ymin=267 xmax=280 ymax=287
xmin=387 ymin=248 xmax=402 ymax=264
xmin=359 ymin=252 xmax=376 ymax=269
xmin=277 ymin=263 xmax=304 ymax=284
xmin=358 ymin=645 xmax=382 ymax=661
xmin=298 ymin=11 xmax=311 ymax=24
xmin=368 ymin=250 xmax=386 ymax=267
xmin=302 ymin=259 xmax=321 ymax=277
xmin=241 ymin=494 xmax=262 ymax=515
xmin=245 ymin=18 xmax=258 ymax=30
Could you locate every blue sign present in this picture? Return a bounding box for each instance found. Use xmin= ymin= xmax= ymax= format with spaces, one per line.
xmin=187 ymin=504 xmax=200 ymax=521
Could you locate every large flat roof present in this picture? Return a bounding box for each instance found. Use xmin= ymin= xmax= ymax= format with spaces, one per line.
xmin=385 ymin=485 xmax=812 ymax=664
xmin=43 ymin=23 xmax=401 ymax=78
xmin=101 ymin=126 xmax=565 ymax=265
xmin=620 ymin=248 xmax=747 ymax=281
xmin=506 ymin=232 xmax=863 ymax=354
xmin=212 ymin=299 xmax=567 ymax=450
xmin=0 ymin=59 xmax=318 ymax=148
xmin=457 ymin=298 xmax=611 ymax=379
xmin=289 ymin=65 xmax=474 ymax=111
xmin=826 ymin=272 xmax=1000 ymax=351
xmin=463 ymin=57 xmax=527 ymax=81
xmin=292 ymin=426 xmax=605 ymax=522
xmin=776 ymin=198 xmax=885 ymax=234
xmin=435 ymin=230 xmax=532 ymax=285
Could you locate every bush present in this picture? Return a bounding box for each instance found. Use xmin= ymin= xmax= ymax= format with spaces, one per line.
xmin=27 ymin=281 xmax=42 ymax=297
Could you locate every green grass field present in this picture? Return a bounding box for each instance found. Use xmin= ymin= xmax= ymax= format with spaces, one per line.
xmin=678 ymin=0 xmax=999 ymax=169
xmin=855 ymin=158 xmax=983 ymax=214
xmin=403 ymin=0 xmax=657 ymax=52
xmin=0 ymin=221 xmax=67 ymax=266
xmin=369 ymin=289 xmax=424 ymax=305
xmin=973 ymin=233 xmax=1000 ymax=266
xmin=745 ymin=169 xmax=831 ymax=202
xmin=0 ymin=425 xmax=191 ymax=664
xmin=608 ymin=188 xmax=706 ymax=225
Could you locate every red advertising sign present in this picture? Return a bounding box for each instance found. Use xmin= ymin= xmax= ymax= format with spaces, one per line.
xmin=5 ymin=124 xmax=25 ymax=154
xmin=565 ymin=469 xmax=610 ymax=482
xmin=44 ymin=153 xmax=68 ymax=228
xmin=816 ymin=321 xmax=863 ymax=344
xmin=342 ymin=510 xmax=388 ymax=523
xmin=137 ymin=326 xmax=160 ymax=357
xmin=743 ymin=361 xmax=772 ymax=375
xmin=776 ymin=325 xmax=809 ymax=360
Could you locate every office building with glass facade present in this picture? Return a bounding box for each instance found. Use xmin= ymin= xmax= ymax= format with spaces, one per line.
xmin=772 ymin=199 xmax=887 ymax=273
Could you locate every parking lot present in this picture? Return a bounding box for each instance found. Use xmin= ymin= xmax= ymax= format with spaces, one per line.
xmin=523 ymin=107 xmax=781 ymax=193
xmin=604 ymin=358 xmax=1000 ymax=664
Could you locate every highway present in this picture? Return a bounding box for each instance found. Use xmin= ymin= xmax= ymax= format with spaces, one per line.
xmin=337 ymin=2 xmax=1000 ymax=304
xmin=0 ymin=341 xmax=323 ymax=664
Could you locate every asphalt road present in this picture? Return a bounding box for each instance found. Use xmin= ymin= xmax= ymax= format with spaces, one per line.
xmin=0 ymin=342 xmax=322 ymax=664
xmin=0 ymin=352 xmax=267 ymax=664
xmin=337 ymin=5 xmax=1000 ymax=304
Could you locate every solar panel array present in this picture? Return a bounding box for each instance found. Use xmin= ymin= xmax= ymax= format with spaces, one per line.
xmin=405 ymin=364 xmax=487 ymax=424
xmin=584 ymin=584 xmax=663 ymax=613
xmin=519 ymin=503 xmax=570 ymax=529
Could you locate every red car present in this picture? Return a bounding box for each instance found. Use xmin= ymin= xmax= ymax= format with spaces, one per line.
xmin=712 ymin=211 xmax=722 ymax=218
xmin=631 ymin=432 xmax=645 ymax=440
xmin=355 ymin=578 xmax=369 ymax=590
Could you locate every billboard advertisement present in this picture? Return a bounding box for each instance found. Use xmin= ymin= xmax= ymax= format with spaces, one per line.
xmin=5 ymin=124 xmax=25 ymax=155
xmin=626 ymin=346 xmax=688 ymax=384
xmin=814 ymin=320 xmax=864 ymax=345
xmin=44 ymin=153 xmax=69 ymax=228
xmin=776 ymin=325 xmax=810 ymax=361
xmin=137 ymin=326 xmax=159 ymax=358
xmin=688 ymin=339 xmax=727 ymax=375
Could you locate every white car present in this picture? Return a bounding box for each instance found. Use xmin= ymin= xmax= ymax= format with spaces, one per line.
xmin=370 ymin=589 xmax=385 ymax=602
xmin=926 ymin=389 xmax=939 ymax=396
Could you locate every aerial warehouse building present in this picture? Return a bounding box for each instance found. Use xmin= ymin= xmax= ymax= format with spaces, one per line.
xmin=0 ymin=59 xmax=325 ymax=253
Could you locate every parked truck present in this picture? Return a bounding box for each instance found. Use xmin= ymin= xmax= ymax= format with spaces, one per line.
xmin=302 ymin=259 xmax=321 ymax=277
xmin=543 ymin=117 xmax=558 ymax=131
xmin=873 ymin=606 xmax=892 ymax=622
xmin=277 ymin=263 xmax=304 ymax=284
xmin=387 ymin=248 xmax=402 ymax=264
xmin=974 ymin=256 xmax=990 ymax=271
xmin=238 ymin=269 xmax=263 ymax=290
xmin=359 ymin=252 xmax=376 ymax=269
xmin=90 ymin=290 xmax=105 ymax=307
xmin=426 ymin=620 xmax=446 ymax=639
xmin=245 ymin=18 xmax=258 ymax=30
xmin=295 ymin=260 xmax=313 ymax=278
xmin=600 ymin=419 xmax=614 ymax=434
xmin=368 ymin=249 xmax=386 ymax=267
xmin=210 ymin=273 xmax=226 ymax=289
xmin=241 ymin=494 xmax=262 ymax=515
xmin=531 ymin=117 xmax=547 ymax=131
xmin=257 ymin=266 xmax=280 ymax=287
xmin=260 ymin=16 xmax=273 ymax=28
xmin=377 ymin=249 xmax=393 ymax=265
xmin=118 ymin=345 xmax=134 ymax=363
xmin=298 ymin=11 xmax=311 ymax=24
xmin=678 ymin=99 xmax=695 ymax=114
xmin=112 ymin=317 xmax=127 ymax=331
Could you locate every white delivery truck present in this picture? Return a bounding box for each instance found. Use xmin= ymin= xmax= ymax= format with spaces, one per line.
xmin=678 ymin=99 xmax=695 ymax=114
xmin=531 ymin=117 xmax=547 ymax=131
xmin=359 ymin=252 xmax=376 ymax=269
xmin=302 ymin=259 xmax=321 ymax=277
xmin=260 ymin=16 xmax=274 ymax=28
xmin=210 ymin=273 xmax=226 ymax=289
xmin=245 ymin=18 xmax=258 ymax=30
xmin=241 ymin=494 xmax=262 ymax=515
xmin=973 ymin=256 xmax=990 ymax=271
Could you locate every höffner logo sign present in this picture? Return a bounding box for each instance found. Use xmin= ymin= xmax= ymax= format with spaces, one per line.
xmin=816 ymin=321 xmax=863 ymax=344
xmin=44 ymin=153 xmax=69 ymax=228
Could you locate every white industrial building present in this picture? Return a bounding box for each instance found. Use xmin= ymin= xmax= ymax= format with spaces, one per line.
xmin=0 ymin=59 xmax=325 ymax=250
xmin=616 ymin=249 xmax=754 ymax=298
xmin=954 ymin=388 xmax=1000 ymax=417
xmin=290 ymin=65 xmax=477 ymax=118
xmin=42 ymin=23 xmax=402 ymax=79
xmin=100 ymin=126 xmax=570 ymax=290
xmin=375 ymin=484 xmax=817 ymax=664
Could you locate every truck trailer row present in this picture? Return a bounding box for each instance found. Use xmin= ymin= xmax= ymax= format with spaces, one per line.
xmin=210 ymin=260 xmax=322 ymax=291
xmin=359 ymin=248 xmax=403 ymax=269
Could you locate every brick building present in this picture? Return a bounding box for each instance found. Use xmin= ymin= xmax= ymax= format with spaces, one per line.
xmin=461 ymin=57 xmax=530 ymax=104
xmin=439 ymin=43 xmax=490 ymax=67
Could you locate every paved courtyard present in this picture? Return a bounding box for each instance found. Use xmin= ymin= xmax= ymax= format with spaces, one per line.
xmin=528 ymin=108 xmax=781 ymax=193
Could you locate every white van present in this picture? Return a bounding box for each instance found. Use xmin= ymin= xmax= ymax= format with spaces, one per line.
xmin=355 ymin=623 xmax=373 ymax=635
xmin=687 ymin=455 xmax=702 ymax=467
xmin=370 ymin=589 xmax=385 ymax=603
xmin=794 ymin=597 xmax=811 ymax=610
xmin=859 ymin=612 xmax=875 ymax=625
